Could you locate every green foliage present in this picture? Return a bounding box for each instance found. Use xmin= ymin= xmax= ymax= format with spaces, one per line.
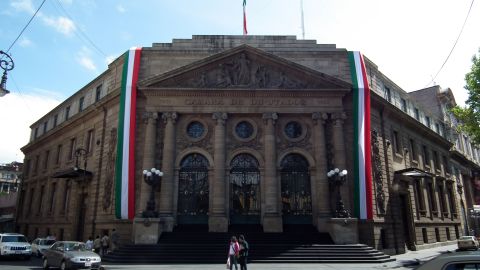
xmin=452 ymin=48 xmax=480 ymax=145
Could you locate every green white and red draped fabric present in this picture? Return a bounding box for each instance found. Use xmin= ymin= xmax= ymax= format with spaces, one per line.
xmin=243 ymin=0 xmax=248 ymax=35
xmin=348 ymin=51 xmax=373 ymax=220
xmin=115 ymin=47 xmax=142 ymax=220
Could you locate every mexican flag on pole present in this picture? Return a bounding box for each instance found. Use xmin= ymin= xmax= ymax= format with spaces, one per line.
xmin=348 ymin=51 xmax=373 ymax=220
xmin=243 ymin=0 xmax=248 ymax=35
xmin=115 ymin=47 xmax=142 ymax=220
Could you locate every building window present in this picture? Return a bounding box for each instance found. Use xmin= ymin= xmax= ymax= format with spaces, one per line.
xmin=95 ymin=84 xmax=102 ymax=102
xmin=49 ymin=183 xmax=56 ymax=213
xmin=438 ymin=183 xmax=447 ymax=217
xmin=425 ymin=117 xmax=431 ymax=128
xmin=44 ymin=150 xmax=50 ymax=170
xmin=34 ymin=127 xmax=39 ymax=139
xmin=65 ymin=106 xmax=71 ymax=120
xmin=426 ymin=182 xmax=437 ymax=215
xmin=79 ymin=96 xmax=85 ymax=112
xmin=409 ymin=139 xmax=417 ymax=161
xmin=414 ymin=108 xmax=420 ymax=121
xmin=235 ymin=121 xmax=254 ymax=139
xmin=38 ymin=185 xmax=45 ymax=215
xmin=384 ymin=87 xmax=392 ymax=102
xmin=422 ymin=228 xmax=428 ymax=244
xmin=401 ymin=98 xmax=407 ymax=112
xmin=442 ymin=155 xmax=450 ymax=175
xmin=392 ymin=130 xmax=401 ymax=154
xmin=62 ymin=184 xmax=70 ymax=214
xmin=27 ymin=188 xmax=34 ymax=216
xmin=68 ymin=138 xmax=76 ymax=160
xmin=43 ymin=121 xmax=48 ymax=134
xmin=435 ymin=228 xmax=440 ymax=242
xmin=34 ymin=155 xmax=39 ymax=174
xmin=186 ymin=121 xmax=205 ymax=139
xmin=53 ymin=114 xmax=58 ymax=128
xmin=414 ymin=180 xmax=426 ymax=216
xmin=284 ymin=121 xmax=303 ymax=139
xmin=24 ymin=159 xmax=31 ymax=177
xmin=422 ymin=145 xmax=430 ymax=168
xmin=433 ymin=151 xmax=440 ymax=171
xmin=86 ymin=129 xmax=94 ymax=153
xmin=435 ymin=123 xmax=440 ymax=133
xmin=56 ymin=144 xmax=62 ymax=165
xmin=447 ymin=183 xmax=457 ymax=216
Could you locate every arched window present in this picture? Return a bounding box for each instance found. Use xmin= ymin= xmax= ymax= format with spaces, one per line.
xmin=230 ymin=154 xmax=260 ymax=218
xmin=178 ymin=154 xmax=209 ymax=222
xmin=280 ymin=154 xmax=312 ymax=218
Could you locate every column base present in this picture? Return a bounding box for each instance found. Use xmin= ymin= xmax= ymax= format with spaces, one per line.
xmin=158 ymin=215 xmax=175 ymax=232
xmin=133 ymin=217 xmax=163 ymax=244
xmin=327 ymin=218 xmax=359 ymax=244
xmin=209 ymin=215 xmax=228 ymax=232
xmin=263 ymin=214 xmax=283 ymax=232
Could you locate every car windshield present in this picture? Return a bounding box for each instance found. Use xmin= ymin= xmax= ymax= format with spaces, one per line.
xmin=64 ymin=242 xmax=87 ymax=251
xmin=40 ymin=240 xmax=56 ymax=245
xmin=1 ymin=236 xmax=28 ymax=243
xmin=460 ymin=236 xmax=474 ymax=240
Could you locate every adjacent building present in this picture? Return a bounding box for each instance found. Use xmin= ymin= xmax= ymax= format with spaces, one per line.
xmin=17 ymin=36 xmax=480 ymax=254
xmin=0 ymin=161 xmax=22 ymax=232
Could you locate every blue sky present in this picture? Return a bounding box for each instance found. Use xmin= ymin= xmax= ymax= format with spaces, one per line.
xmin=1 ymin=0 xmax=480 ymax=163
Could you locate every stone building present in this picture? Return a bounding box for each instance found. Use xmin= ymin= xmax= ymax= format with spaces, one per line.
xmin=17 ymin=35 xmax=480 ymax=254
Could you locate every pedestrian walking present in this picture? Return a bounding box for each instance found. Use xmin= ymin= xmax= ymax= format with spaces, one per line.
xmin=101 ymin=233 xmax=109 ymax=256
xmin=85 ymin=236 xmax=93 ymax=251
xmin=227 ymin=236 xmax=239 ymax=270
xmin=110 ymin=228 xmax=119 ymax=252
xmin=93 ymin=235 xmax=101 ymax=254
xmin=238 ymin=235 xmax=249 ymax=270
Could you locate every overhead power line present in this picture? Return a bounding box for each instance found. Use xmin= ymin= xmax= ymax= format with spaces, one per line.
xmin=5 ymin=0 xmax=47 ymax=54
xmin=425 ymin=0 xmax=475 ymax=88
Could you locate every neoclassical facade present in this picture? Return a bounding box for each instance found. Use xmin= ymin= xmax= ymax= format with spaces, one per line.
xmin=17 ymin=36 xmax=480 ymax=255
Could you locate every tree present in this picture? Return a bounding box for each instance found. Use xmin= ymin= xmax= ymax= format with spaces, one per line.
xmin=452 ymin=48 xmax=480 ymax=145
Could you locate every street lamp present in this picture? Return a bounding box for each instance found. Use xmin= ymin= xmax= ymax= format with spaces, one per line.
xmin=142 ymin=168 xmax=163 ymax=218
xmin=327 ymin=168 xmax=351 ymax=218
xmin=0 ymin=51 xmax=14 ymax=97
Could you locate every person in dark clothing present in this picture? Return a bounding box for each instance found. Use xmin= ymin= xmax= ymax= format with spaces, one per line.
xmin=238 ymin=234 xmax=249 ymax=270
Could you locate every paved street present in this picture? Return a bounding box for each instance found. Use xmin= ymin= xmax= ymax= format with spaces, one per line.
xmin=0 ymin=244 xmax=458 ymax=270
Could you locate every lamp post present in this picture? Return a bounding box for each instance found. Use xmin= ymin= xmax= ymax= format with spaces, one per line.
xmin=142 ymin=168 xmax=163 ymax=218
xmin=327 ymin=168 xmax=351 ymax=218
xmin=0 ymin=51 xmax=14 ymax=97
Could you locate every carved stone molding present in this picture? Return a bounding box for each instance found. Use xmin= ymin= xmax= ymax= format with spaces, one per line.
xmin=312 ymin=112 xmax=328 ymax=125
xmin=212 ymin=112 xmax=228 ymax=125
xmin=371 ymin=129 xmax=386 ymax=215
xmin=103 ymin=128 xmax=117 ymax=211
xmin=162 ymin=112 xmax=178 ymax=124
xmin=262 ymin=112 xmax=278 ymax=125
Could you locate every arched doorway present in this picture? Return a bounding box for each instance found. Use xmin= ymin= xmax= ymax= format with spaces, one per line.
xmin=177 ymin=153 xmax=209 ymax=224
xmin=280 ymin=154 xmax=312 ymax=224
xmin=230 ymin=153 xmax=261 ymax=224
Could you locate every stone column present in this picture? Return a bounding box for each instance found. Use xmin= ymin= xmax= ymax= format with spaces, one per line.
xmin=209 ymin=112 xmax=228 ymax=232
xmin=158 ymin=112 xmax=177 ymax=231
xmin=137 ymin=111 xmax=158 ymax=216
xmin=331 ymin=112 xmax=351 ymax=211
xmin=262 ymin=112 xmax=282 ymax=232
xmin=312 ymin=112 xmax=331 ymax=229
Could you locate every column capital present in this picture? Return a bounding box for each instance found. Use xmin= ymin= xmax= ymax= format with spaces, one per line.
xmin=142 ymin=111 xmax=158 ymax=124
xmin=162 ymin=112 xmax=178 ymax=124
xmin=262 ymin=112 xmax=278 ymax=125
xmin=332 ymin=112 xmax=347 ymax=126
xmin=212 ymin=112 xmax=228 ymax=125
xmin=312 ymin=112 xmax=328 ymax=125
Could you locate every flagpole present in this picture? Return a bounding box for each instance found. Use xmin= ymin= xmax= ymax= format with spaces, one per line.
xmin=243 ymin=0 xmax=248 ymax=35
xmin=300 ymin=0 xmax=305 ymax=39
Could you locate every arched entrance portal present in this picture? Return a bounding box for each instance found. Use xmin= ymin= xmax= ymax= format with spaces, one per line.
xmin=177 ymin=153 xmax=209 ymax=224
xmin=230 ymin=153 xmax=261 ymax=224
xmin=280 ymin=154 xmax=312 ymax=224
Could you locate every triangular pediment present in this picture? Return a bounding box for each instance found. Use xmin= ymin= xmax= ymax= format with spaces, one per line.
xmin=139 ymin=45 xmax=350 ymax=90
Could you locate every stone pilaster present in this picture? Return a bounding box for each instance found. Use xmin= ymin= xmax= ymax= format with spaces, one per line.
xmin=312 ymin=112 xmax=331 ymax=228
xmin=262 ymin=112 xmax=282 ymax=232
xmin=331 ymin=112 xmax=351 ymax=212
xmin=209 ymin=112 xmax=228 ymax=232
xmin=137 ymin=111 xmax=158 ymax=216
xmin=158 ymin=112 xmax=177 ymax=231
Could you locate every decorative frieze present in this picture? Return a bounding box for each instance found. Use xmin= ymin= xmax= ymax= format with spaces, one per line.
xmin=371 ymin=129 xmax=386 ymax=215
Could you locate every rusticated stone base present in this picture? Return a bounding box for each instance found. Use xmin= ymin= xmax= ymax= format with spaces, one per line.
xmin=327 ymin=218 xmax=359 ymax=244
xmin=133 ymin=218 xmax=163 ymax=244
xmin=209 ymin=215 xmax=228 ymax=232
xmin=263 ymin=214 xmax=283 ymax=232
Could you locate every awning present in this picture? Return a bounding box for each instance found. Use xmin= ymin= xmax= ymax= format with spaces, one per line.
xmin=395 ymin=168 xmax=434 ymax=178
xmin=52 ymin=167 xmax=93 ymax=179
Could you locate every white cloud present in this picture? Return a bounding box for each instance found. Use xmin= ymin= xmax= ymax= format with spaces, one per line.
xmin=0 ymin=91 xmax=62 ymax=163
xmin=76 ymin=47 xmax=97 ymax=72
xmin=105 ymin=55 xmax=117 ymax=65
xmin=42 ymin=16 xmax=76 ymax=36
xmin=19 ymin=37 xmax=32 ymax=47
xmin=116 ymin=4 xmax=126 ymax=13
xmin=60 ymin=0 xmax=73 ymax=5
xmin=10 ymin=0 xmax=35 ymax=14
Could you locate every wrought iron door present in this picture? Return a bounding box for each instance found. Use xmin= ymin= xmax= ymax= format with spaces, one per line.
xmin=230 ymin=154 xmax=260 ymax=222
xmin=177 ymin=154 xmax=209 ymax=223
xmin=280 ymin=154 xmax=312 ymax=221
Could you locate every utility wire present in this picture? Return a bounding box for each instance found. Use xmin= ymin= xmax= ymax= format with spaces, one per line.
xmin=5 ymin=0 xmax=47 ymax=54
xmin=425 ymin=0 xmax=475 ymax=88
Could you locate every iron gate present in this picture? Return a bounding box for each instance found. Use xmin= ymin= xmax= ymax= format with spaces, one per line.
xmin=230 ymin=154 xmax=260 ymax=223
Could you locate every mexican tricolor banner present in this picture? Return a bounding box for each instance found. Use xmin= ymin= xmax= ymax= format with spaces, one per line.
xmin=115 ymin=47 xmax=142 ymax=220
xmin=348 ymin=51 xmax=373 ymax=220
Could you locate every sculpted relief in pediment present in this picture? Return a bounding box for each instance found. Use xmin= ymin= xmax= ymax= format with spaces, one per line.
xmin=150 ymin=52 xmax=333 ymax=89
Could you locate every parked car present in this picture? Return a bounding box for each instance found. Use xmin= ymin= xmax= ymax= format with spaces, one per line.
xmin=42 ymin=241 xmax=101 ymax=270
xmin=415 ymin=251 xmax=480 ymax=269
xmin=0 ymin=233 xmax=32 ymax=260
xmin=457 ymin=236 xmax=479 ymax=251
xmin=32 ymin=238 xmax=56 ymax=257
